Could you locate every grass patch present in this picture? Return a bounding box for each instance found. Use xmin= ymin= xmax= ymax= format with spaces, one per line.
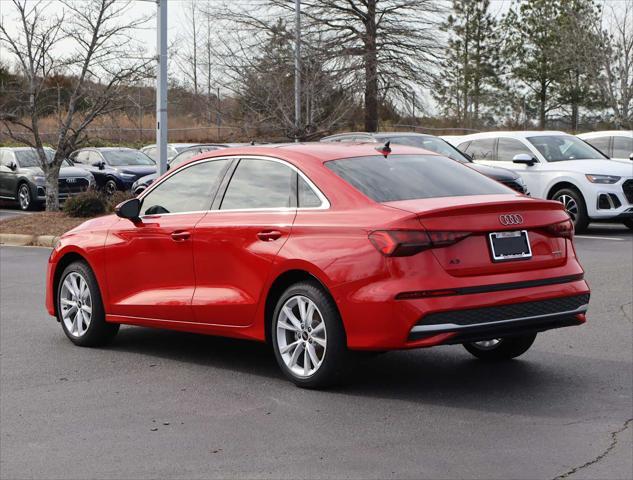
xmin=0 ymin=212 xmax=92 ymax=237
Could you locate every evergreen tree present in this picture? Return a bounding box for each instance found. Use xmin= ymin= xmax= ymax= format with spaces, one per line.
xmin=433 ymin=0 xmax=500 ymax=128
xmin=502 ymin=0 xmax=565 ymax=129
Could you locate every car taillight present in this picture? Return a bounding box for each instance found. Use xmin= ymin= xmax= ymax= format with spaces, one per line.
xmin=544 ymin=219 xmax=574 ymax=239
xmin=368 ymin=230 xmax=471 ymax=257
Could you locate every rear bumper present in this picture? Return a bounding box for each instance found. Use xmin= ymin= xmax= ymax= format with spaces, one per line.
xmin=408 ymin=293 xmax=588 ymax=344
xmin=339 ymin=276 xmax=590 ymax=350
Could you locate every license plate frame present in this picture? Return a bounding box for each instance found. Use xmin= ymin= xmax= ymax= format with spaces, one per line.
xmin=489 ymin=230 xmax=532 ymax=262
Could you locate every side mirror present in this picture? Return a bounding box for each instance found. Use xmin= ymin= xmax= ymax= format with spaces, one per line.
xmin=92 ymin=161 xmax=105 ymax=170
xmin=629 ymin=153 xmax=633 ymax=161
xmin=166 ymin=163 xmax=170 ymax=171
xmin=115 ymin=198 xmax=141 ymax=222
xmin=9 ymin=161 xmax=17 ymax=171
xmin=512 ymin=154 xmax=537 ymax=166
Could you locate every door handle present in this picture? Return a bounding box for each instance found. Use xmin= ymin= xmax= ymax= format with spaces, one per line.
xmin=171 ymin=230 xmax=191 ymax=241
xmin=257 ymin=230 xmax=282 ymax=242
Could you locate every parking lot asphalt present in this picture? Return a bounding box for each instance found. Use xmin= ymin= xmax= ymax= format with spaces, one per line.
xmin=1 ymin=229 xmax=631 ymax=480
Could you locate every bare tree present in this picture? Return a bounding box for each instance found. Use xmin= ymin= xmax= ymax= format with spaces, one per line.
xmin=201 ymin=2 xmax=354 ymax=139
xmin=269 ymin=0 xmax=444 ymax=132
xmin=592 ymin=1 xmax=633 ymax=128
xmin=0 ymin=0 xmax=152 ymax=210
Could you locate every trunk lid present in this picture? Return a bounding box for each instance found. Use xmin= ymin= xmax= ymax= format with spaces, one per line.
xmin=384 ymin=194 xmax=570 ymax=277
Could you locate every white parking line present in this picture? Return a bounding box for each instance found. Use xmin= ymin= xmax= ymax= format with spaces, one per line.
xmin=575 ymin=235 xmax=625 ymax=241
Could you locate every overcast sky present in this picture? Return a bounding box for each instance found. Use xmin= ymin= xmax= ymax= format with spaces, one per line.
xmin=0 ymin=0 xmax=629 ymax=113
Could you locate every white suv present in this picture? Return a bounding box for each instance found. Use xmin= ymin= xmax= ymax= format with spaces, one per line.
xmin=577 ymin=131 xmax=632 ymax=162
xmin=456 ymin=131 xmax=633 ymax=231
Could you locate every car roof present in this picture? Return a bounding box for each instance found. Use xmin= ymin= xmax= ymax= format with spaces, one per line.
xmin=1 ymin=146 xmax=54 ymax=151
xmin=322 ymin=131 xmax=437 ymax=141
xmin=193 ymin=141 xmax=439 ymax=166
xmin=457 ymin=131 xmax=568 ymax=142
xmin=577 ymin=130 xmax=633 ymax=139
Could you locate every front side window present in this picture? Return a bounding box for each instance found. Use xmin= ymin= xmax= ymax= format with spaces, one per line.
xmin=72 ymin=151 xmax=90 ymax=164
xmin=497 ymin=138 xmax=535 ymax=162
xmin=463 ymin=139 xmax=495 ymax=161
xmin=613 ymin=136 xmax=633 ymax=158
xmin=326 ymin=154 xmax=509 ymax=203
xmin=221 ymin=159 xmax=294 ymax=210
xmin=102 ymin=150 xmax=155 ymax=166
xmin=141 ymin=159 xmax=230 ymax=215
xmin=527 ymin=135 xmax=608 ymax=162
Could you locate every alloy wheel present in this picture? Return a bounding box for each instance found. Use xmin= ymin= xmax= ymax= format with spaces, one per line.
xmin=18 ymin=184 xmax=30 ymax=210
xmin=276 ymin=295 xmax=327 ymax=378
xmin=556 ymin=194 xmax=578 ymax=222
xmin=60 ymin=272 xmax=93 ymax=338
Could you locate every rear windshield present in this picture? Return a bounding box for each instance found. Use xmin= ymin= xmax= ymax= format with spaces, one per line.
xmin=325 ymin=154 xmax=510 ymax=202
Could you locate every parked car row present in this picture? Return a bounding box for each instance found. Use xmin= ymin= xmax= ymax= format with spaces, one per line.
xmin=2 ymin=131 xmax=630 ymax=223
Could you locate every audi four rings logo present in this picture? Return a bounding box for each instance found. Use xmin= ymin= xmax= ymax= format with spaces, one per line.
xmin=499 ymin=214 xmax=523 ymax=225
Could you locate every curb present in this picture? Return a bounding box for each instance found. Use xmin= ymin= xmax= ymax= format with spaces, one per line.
xmin=0 ymin=233 xmax=59 ymax=247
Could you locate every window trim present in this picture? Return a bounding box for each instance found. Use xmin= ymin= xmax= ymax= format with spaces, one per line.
xmin=216 ymin=156 xmax=330 ymax=212
xmin=137 ymin=155 xmax=329 ymax=218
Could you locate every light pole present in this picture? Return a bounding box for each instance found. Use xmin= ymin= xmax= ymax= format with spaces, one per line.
xmin=294 ymin=0 xmax=300 ymax=142
xmin=156 ymin=0 xmax=168 ymax=175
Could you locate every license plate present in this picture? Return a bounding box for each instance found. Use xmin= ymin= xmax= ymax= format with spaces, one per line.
xmin=489 ymin=230 xmax=532 ymax=262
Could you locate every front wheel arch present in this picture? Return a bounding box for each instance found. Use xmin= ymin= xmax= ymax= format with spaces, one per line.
xmin=52 ymin=252 xmax=95 ymax=318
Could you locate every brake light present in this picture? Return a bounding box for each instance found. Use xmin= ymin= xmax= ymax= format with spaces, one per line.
xmin=368 ymin=230 xmax=471 ymax=257
xmin=544 ymin=219 xmax=574 ymax=239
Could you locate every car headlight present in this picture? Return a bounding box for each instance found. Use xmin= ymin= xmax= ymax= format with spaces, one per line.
xmin=585 ymin=174 xmax=621 ymax=184
xmin=33 ymin=175 xmax=46 ymax=184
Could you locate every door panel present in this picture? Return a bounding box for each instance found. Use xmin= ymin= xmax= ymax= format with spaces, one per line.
xmin=104 ymin=158 xmax=232 ymax=321
xmin=105 ymin=213 xmax=204 ymax=321
xmin=192 ymin=210 xmax=296 ymax=326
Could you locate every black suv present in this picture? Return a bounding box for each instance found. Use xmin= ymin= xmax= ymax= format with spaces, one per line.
xmin=0 ymin=147 xmax=94 ymax=210
xmin=321 ymin=132 xmax=529 ymax=194
xmin=69 ymin=148 xmax=156 ymax=194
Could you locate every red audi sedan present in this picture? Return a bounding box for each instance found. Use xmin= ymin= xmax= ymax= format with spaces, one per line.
xmin=46 ymin=143 xmax=590 ymax=387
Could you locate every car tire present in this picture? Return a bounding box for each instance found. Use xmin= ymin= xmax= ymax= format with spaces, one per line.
xmin=271 ymin=281 xmax=352 ymax=389
xmin=17 ymin=183 xmax=34 ymax=211
xmin=623 ymin=219 xmax=633 ymax=230
xmin=463 ymin=333 xmax=537 ymax=361
xmin=57 ymin=261 xmax=119 ymax=347
xmin=104 ymin=179 xmax=118 ymax=196
xmin=551 ymin=188 xmax=589 ymax=232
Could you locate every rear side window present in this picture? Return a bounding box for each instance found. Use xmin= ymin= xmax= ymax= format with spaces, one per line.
xmin=584 ymin=136 xmax=611 ymax=156
xmin=298 ymin=176 xmax=322 ymax=207
xmin=613 ymin=136 xmax=632 ymax=158
xmin=141 ymin=159 xmax=229 ymax=215
xmin=325 ymin=155 xmax=509 ymax=202
xmin=221 ymin=159 xmax=294 ymax=210
xmin=463 ymin=139 xmax=495 ymax=160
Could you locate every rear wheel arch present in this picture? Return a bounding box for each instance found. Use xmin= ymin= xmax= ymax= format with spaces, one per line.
xmin=264 ymin=269 xmax=341 ymax=344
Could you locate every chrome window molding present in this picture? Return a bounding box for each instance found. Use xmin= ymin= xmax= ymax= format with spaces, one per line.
xmin=138 ymin=154 xmax=330 ymax=219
